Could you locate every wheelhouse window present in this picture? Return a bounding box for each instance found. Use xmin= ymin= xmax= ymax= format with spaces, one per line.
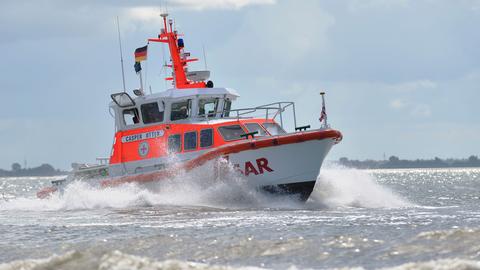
xmin=262 ymin=123 xmax=286 ymax=135
xmin=171 ymin=100 xmax=192 ymax=121
xmin=222 ymin=99 xmax=232 ymax=117
xmin=218 ymin=125 xmax=246 ymax=141
xmin=244 ymin=123 xmax=267 ymax=136
xmin=168 ymin=134 xmax=181 ymax=153
xmin=200 ymin=129 xmax=214 ymax=148
xmin=111 ymin=92 xmax=135 ymax=107
xmin=141 ymin=102 xmax=164 ymax=124
xmin=123 ymin=108 xmax=140 ymax=126
xmin=198 ymin=98 xmax=219 ymax=117
xmin=184 ymin=131 xmax=197 ymax=151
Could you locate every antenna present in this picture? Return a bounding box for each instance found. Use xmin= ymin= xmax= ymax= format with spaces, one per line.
xmin=202 ymin=44 xmax=208 ymax=70
xmin=144 ymin=50 xmax=148 ymax=91
xmin=116 ymin=16 xmax=127 ymax=92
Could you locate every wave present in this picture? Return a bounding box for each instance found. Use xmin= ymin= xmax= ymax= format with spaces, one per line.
xmin=309 ymin=164 xmax=413 ymax=209
xmin=378 ymin=258 xmax=480 ymax=270
xmin=0 ymin=250 xmax=265 ymax=270
xmin=2 ymin=250 xmax=480 ymax=270
xmin=416 ymin=227 xmax=480 ymax=241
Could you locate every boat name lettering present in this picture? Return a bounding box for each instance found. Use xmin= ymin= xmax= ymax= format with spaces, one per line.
xmin=234 ymin=157 xmax=274 ymax=176
xmin=122 ymin=130 xmax=165 ymax=143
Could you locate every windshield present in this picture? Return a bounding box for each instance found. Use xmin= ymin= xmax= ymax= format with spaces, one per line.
xmin=198 ymin=98 xmax=219 ymax=117
xmin=262 ymin=122 xmax=286 ymax=135
xmin=171 ymin=100 xmax=191 ymax=121
xmin=244 ymin=123 xmax=267 ymax=136
xmin=218 ymin=125 xmax=246 ymax=141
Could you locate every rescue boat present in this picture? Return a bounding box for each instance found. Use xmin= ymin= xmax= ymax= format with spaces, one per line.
xmin=37 ymin=13 xmax=342 ymax=201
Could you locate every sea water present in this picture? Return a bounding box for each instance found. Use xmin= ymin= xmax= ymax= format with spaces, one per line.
xmin=0 ymin=166 xmax=479 ymax=270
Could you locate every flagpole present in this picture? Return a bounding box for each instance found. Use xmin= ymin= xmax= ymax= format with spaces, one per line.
xmin=320 ymin=92 xmax=328 ymax=128
xmin=134 ymin=45 xmax=148 ymax=95
xmin=139 ymin=70 xmax=145 ymax=95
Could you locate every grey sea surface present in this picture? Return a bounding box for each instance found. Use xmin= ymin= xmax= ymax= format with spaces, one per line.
xmin=1 ymin=166 xmax=480 ymax=270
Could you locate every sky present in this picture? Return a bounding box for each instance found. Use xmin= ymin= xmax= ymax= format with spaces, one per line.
xmin=0 ymin=0 xmax=479 ymax=170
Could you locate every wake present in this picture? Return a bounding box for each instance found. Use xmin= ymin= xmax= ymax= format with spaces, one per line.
xmin=309 ymin=164 xmax=413 ymax=208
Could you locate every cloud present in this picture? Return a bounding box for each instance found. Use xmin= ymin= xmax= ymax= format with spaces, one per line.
xmin=0 ymin=0 xmax=276 ymax=43
xmin=0 ymin=2 xmax=118 ymax=43
xmin=467 ymin=0 xmax=480 ymax=11
xmin=386 ymin=80 xmax=437 ymax=92
xmin=348 ymin=0 xmax=410 ymax=12
xmin=125 ymin=0 xmax=276 ymax=21
xmin=171 ymin=0 xmax=275 ymax=10
xmin=389 ymin=95 xmax=432 ymax=118
xmin=127 ymin=7 xmax=163 ymax=22
xmin=411 ymin=104 xmax=432 ymax=117
xmin=214 ymin=1 xmax=335 ymax=78
xmin=389 ymin=98 xmax=431 ymax=117
xmin=390 ymin=99 xmax=408 ymax=109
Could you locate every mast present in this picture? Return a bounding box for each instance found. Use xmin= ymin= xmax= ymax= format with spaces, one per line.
xmin=148 ymin=13 xmax=208 ymax=89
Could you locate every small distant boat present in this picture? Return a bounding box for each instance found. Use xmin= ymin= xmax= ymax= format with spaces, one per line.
xmin=37 ymin=13 xmax=342 ymax=201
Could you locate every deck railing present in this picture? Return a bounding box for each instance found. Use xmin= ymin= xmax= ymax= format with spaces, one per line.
xmin=220 ymin=102 xmax=297 ymax=130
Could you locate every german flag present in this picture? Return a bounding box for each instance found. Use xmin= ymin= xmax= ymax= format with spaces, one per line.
xmin=134 ymin=45 xmax=148 ymax=62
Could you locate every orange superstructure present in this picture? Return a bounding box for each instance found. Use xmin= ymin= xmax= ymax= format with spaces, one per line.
xmin=109 ymin=118 xmax=281 ymax=164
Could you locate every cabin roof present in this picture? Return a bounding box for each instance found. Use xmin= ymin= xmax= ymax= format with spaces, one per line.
xmin=136 ymin=87 xmax=239 ymax=101
xmin=109 ymin=87 xmax=239 ymax=108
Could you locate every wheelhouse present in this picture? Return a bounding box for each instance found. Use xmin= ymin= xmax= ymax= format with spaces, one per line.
xmin=110 ymin=87 xmax=240 ymax=130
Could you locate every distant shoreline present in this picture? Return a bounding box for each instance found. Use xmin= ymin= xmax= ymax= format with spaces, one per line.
xmin=0 ymin=175 xmax=67 ymax=179
xmin=336 ymin=155 xmax=480 ymax=170
xmin=0 ymin=163 xmax=67 ymax=177
xmin=331 ymin=164 xmax=480 ymax=170
xmin=2 ymin=155 xmax=479 ymax=177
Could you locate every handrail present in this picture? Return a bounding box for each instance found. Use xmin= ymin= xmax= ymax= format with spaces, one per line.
xmin=192 ymin=101 xmax=299 ymax=132
xmin=225 ymin=102 xmax=296 ymax=130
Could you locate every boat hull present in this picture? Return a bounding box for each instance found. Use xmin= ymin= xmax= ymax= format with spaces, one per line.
xmin=225 ymin=138 xmax=336 ymax=200
xmin=227 ymin=138 xmax=334 ymax=185
xmin=37 ymin=129 xmax=342 ymax=201
xmin=261 ymin=181 xmax=316 ymax=201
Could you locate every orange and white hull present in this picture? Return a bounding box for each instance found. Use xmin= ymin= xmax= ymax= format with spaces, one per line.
xmin=37 ymin=129 xmax=341 ymax=201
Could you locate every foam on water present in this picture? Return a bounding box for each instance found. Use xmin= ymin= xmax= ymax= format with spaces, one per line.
xmin=0 ymin=162 xmax=412 ymax=211
xmin=0 ymin=160 xmax=305 ymax=211
xmin=0 ymin=181 xmax=163 ymax=211
xmin=310 ymin=164 xmax=413 ymax=208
